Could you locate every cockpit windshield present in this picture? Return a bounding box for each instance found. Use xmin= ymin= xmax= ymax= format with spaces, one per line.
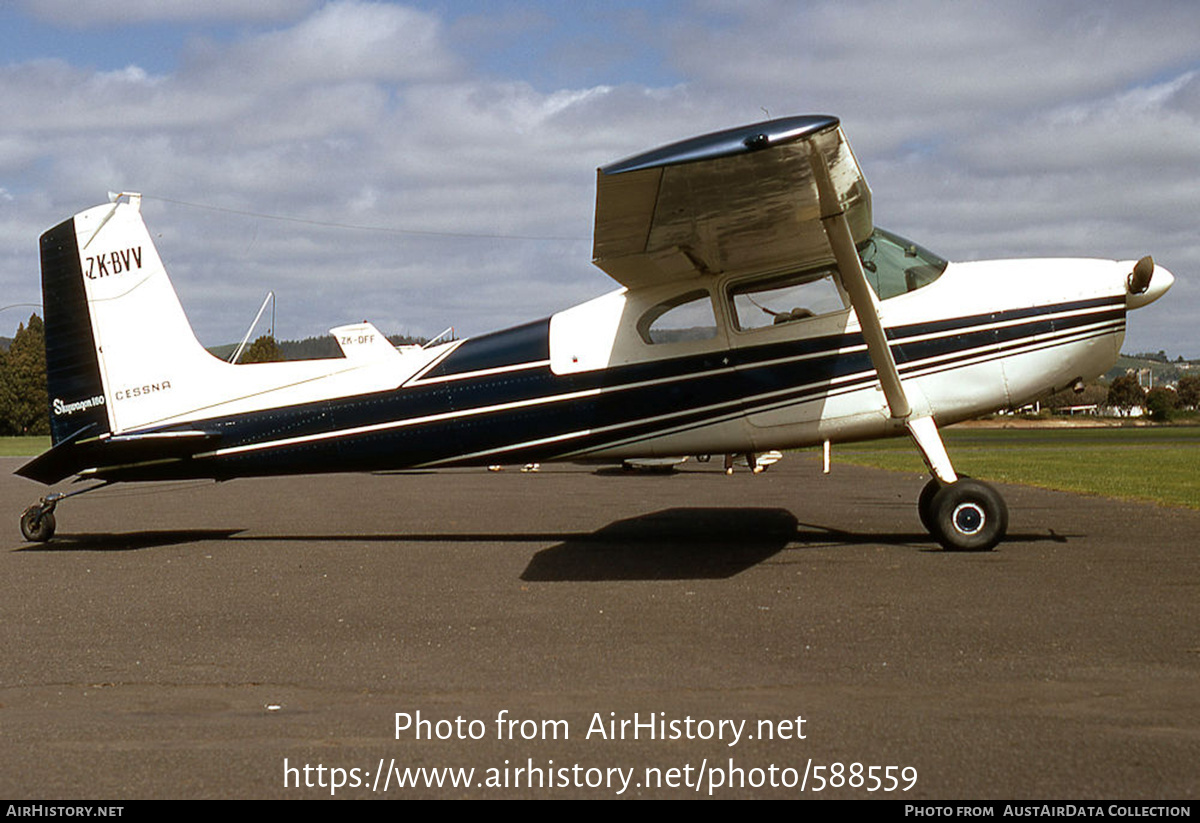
xmin=857 ymin=228 xmax=947 ymax=300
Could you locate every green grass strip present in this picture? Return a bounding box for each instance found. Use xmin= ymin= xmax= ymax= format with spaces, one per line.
xmin=0 ymin=436 xmax=49 ymax=457
xmin=832 ymin=426 xmax=1200 ymax=509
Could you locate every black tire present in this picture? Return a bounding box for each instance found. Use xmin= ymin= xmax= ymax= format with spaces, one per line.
xmin=929 ymin=479 xmax=1007 ymax=551
xmin=917 ymin=478 xmax=940 ymax=533
xmin=918 ymin=475 xmax=970 ymax=533
xmin=20 ymin=507 xmax=56 ymax=542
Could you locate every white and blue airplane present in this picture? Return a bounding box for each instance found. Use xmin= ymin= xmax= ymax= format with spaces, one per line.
xmin=17 ymin=115 xmax=1172 ymax=550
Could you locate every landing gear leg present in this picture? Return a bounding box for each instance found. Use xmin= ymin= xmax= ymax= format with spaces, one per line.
xmin=809 ymin=147 xmax=1008 ymax=550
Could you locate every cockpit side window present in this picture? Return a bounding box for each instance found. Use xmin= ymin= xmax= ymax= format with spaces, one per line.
xmin=857 ymin=228 xmax=948 ymax=300
xmin=728 ymin=269 xmax=847 ymax=331
xmin=637 ymin=289 xmax=718 ymax=345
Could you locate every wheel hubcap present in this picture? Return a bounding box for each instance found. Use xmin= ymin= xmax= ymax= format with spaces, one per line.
xmin=951 ymin=502 xmax=985 ymax=535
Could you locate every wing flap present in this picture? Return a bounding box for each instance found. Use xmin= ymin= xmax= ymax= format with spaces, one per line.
xmin=592 ymin=115 xmax=872 ymax=289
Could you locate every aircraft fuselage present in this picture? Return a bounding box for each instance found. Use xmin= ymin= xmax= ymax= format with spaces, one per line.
xmin=69 ymin=256 xmax=1135 ymax=483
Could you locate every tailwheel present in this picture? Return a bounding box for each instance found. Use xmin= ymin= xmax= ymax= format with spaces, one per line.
xmin=17 ymin=485 xmax=108 ymax=543
xmin=20 ymin=505 xmax=57 ymax=542
xmin=927 ymin=479 xmax=1007 ymax=552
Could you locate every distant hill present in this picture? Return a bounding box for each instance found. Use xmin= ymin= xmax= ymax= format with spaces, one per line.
xmin=1104 ymin=353 xmax=1197 ymax=386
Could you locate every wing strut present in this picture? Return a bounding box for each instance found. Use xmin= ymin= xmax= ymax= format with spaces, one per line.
xmin=809 ymin=145 xmax=957 ymax=484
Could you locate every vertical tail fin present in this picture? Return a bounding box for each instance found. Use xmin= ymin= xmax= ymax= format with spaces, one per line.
xmin=41 ymin=194 xmax=223 ymax=438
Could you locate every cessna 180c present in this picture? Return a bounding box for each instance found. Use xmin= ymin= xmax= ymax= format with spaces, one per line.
xmin=17 ymin=115 xmax=1172 ymax=550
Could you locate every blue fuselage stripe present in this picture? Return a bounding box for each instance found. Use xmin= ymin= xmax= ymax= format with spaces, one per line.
xmin=96 ymin=296 xmax=1125 ymax=480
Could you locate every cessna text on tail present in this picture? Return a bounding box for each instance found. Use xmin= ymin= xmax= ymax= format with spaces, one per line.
xmin=17 ymin=115 xmax=1173 ymax=550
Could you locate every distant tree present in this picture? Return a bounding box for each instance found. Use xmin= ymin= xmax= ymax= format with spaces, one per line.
xmin=0 ymin=344 xmax=12 ymax=436
xmin=1145 ymin=387 xmax=1178 ymax=422
xmin=275 ymin=333 xmax=427 ymax=361
xmin=1177 ymin=375 xmax=1200 ymax=409
xmin=4 ymin=315 xmax=49 ymax=435
xmin=1105 ymin=374 xmax=1144 ymax=415
xmin=281 ymin=335 xmax=342 ymax=361
xmin=239 ymin=335 xmax=284 ymax=364
xmin=1132 ymin=351 xmax=1170 ymax=364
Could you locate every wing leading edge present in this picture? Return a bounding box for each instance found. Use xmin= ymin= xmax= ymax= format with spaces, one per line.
xmin=592 ymin=115 xmax=873 ymax=289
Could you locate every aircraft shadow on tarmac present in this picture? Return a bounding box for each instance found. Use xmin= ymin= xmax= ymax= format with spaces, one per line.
xmin=14 ymin=529 xmax=244 ymax=552
xmin=13 ymin=509 xmax=1073 ymax=579
xmin=524 ymin=508 xmax=1073 ymax=581
xmin=523 ymin=507 xmax=798 ymax=580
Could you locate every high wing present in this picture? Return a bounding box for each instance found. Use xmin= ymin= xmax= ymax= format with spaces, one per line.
xmin=592 ymin=114 xmax=872 ymax=289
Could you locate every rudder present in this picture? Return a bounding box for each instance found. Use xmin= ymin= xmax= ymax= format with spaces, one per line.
xmin=40 ymin=216 xmax=110 ymax=445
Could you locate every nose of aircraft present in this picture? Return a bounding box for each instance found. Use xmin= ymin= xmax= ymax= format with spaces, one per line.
xmin=1125 ymin=257 xmax=1174 ymax=310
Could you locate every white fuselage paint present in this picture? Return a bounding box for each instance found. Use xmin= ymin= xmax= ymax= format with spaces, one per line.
xmin=542 ymin=257 xmax=1133 ymax=461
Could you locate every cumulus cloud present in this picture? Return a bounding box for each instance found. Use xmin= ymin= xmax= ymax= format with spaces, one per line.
xmin=1 ymin=0 xmax=1197 ymax=357
xmin=660 ymin=1 xmax=1200 ymax=356
xmin=19 ymin=0 xmax=317 ymax=26
xmin=186 ymin=1 xmax=460 ymax=91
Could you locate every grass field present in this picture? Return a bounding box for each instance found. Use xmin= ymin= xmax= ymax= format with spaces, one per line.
xmin=0 ymin=437 xmax=49 ymax=457
xmin=832 ymin=425 xmax=1200 ymax=509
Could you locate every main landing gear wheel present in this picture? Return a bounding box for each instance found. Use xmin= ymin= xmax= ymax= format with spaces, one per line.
xmin=925 ymin=479 xmax=1007 ymax=552
xmin=20 ymin=505 xmax=56 ymax=542
xmin=918 ymin=474 xmax=973 ymax=534
xmin=917 ymin=478 xmax=940 ymax=534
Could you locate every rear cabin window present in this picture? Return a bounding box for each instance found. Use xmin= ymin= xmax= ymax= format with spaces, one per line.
xmin=638 ymin=290 xmax=718 ymax=345
xmin=728 ymin=270 xmax=847 ymax=331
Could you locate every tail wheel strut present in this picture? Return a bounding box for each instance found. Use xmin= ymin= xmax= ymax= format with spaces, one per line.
xmin=18 ymin=482 xmax=112 ymax=543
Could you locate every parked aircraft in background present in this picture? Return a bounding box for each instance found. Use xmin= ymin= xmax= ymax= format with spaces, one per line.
xmin=18 ymin=115 xmax=1172 ymax=550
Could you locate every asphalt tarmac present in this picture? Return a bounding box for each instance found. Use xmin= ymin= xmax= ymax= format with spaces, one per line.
xmin=2 ymin=455 xmax=1197 ymax=799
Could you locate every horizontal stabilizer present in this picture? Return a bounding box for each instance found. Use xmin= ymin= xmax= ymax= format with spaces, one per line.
xmin=17 ymin=429 xmax=219 ymax=484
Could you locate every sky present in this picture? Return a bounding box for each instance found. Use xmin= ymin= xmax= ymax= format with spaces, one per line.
xmin=1 ymin=0 xmax=1197 ymax=357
